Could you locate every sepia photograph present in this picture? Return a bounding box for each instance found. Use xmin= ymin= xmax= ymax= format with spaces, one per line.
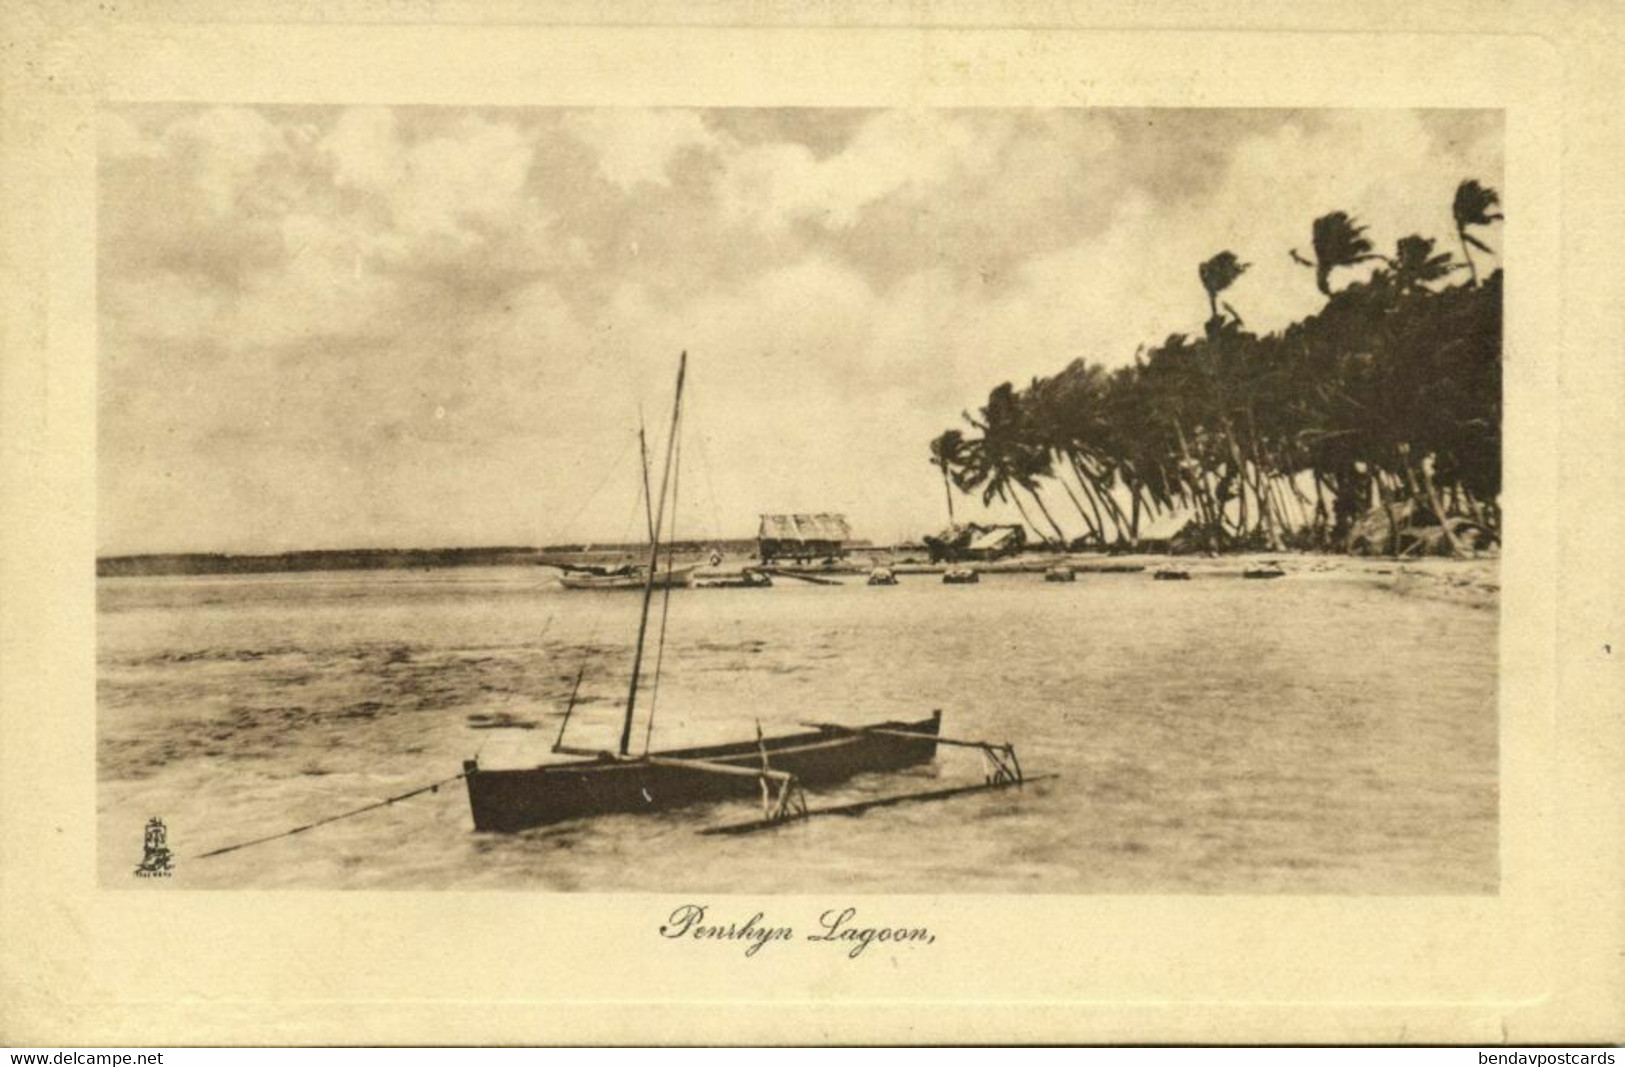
xmin=96 ymin=105 xmax=1505 ymax=894
xmin=5 ymin=0 xmax=1622 ymax=1046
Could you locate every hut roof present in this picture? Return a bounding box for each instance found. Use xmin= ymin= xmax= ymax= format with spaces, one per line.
xmin=757 ymin=513 xmax=853 ymax=542
xmin=926 ymin=522 xmax=1023 ymax=547
xmin=967 ymin=527 xmax=1022 ymax=552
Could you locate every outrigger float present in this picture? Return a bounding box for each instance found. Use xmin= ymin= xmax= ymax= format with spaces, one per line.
xmin=462 ymin=352 xmax=1045 ymax=836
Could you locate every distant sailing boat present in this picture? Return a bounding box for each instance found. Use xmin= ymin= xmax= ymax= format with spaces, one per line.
xmin=462 ymin=352 xmax=1037 ymax=835
xmin=546 ymin=415 xmax=698 ymax=590
xmin=554 ymin=563 xmax=697 ymax=590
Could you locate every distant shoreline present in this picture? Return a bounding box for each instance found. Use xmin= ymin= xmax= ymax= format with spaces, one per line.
xmin=95 ymin=544 xmax=1499 ymax=610
xmin=94 ymin=541 xmax=761 ymax=578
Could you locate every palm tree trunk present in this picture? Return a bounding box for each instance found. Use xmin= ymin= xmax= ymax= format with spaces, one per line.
xmin=1458 ymin=223 xmax=1479 ymax=287
xmin=1081 ymin=457 xmax=1135 ymax=546
xmin=1024 ymin=483 xmax=1070 ymax=548
xmin=1272 ymin=473 xmax=1306 ymax=536
xmin=1006 ymin=490 xmax=1052 ymax=548
xmin=1375 ymin=472 xmax=1401 ymax=556
xmin=1230 ymin=456 xmax=1249 ymax=536
xmin=939 ymin=467 xmax=956 ymax=526
xmin=1463 ymin=487 xmax=1489 ymax=531
xmin=1098 ymin=478 xmax=1133 ymax=547
xmin=1220 ymin=415 xmax=1270 ymax=545
xmin=1172 ymin=419 xmax=1224 ymax=548
xmin=1417 ymin=453 xmax=1467 ymax=558
xmin=1312 ymin=471 xmax=1329 ymax=548
xmin=1053 ymin=464 xmax=1101 ymax=544
xmin=1254 ymin=464 xmax=1285 ymax=551
xmin=1066 ymin=456 xmax=1108 ymax=543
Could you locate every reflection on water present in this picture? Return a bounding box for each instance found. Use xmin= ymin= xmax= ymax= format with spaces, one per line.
xmin=97 ymin=566 xmax=1497 ymax=892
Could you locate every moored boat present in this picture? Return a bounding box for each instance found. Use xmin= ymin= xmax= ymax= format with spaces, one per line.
xmin=692 ymin=568 xmax=772 ymax=589
xmin=557 ymin=563 xmax=697 ymax=590
xmin=463 ymin=352 xmax=1037 ymax=837
xmin=464 ymin=711 xmax=941 ymax=831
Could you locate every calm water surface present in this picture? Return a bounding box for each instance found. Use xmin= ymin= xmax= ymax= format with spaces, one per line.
xmin=98 ymin=566 xmax=1497 ymax=892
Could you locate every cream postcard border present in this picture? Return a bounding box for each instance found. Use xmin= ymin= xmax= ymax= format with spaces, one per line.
xmin=1 ymin=1 xmax=1619 ymax=1046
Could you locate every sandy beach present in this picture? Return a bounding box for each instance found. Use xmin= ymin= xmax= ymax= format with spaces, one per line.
xmin=662 ymin=548 xmax=1502 ymax=612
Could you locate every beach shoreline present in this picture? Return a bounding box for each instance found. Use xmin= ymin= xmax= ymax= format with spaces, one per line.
xmin=734 ymin=548 xmax=1501 ymax=611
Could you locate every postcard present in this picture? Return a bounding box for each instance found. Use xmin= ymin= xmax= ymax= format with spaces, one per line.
xmin=1 ymin=0 xmax=1619 ymax=1047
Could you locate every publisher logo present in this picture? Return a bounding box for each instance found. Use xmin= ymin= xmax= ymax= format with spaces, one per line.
xmin=134 ymin=816 xmax=174 ymax=878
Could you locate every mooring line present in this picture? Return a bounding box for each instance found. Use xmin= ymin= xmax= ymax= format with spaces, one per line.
xmin=189 ymin=771 xmax=469 ymax=860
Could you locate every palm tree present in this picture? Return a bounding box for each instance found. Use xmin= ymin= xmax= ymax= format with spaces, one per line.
xmin=1292 ymin=211 xmax=1391 ymax=296
xmin=1390 ymin=234 xmax=1460 ymax=293
xmin=1198 ymin=251 xmax=1249 ymax=334
xmin=1025 ymin=369 xmax=1114 ymax=545
xmin=928 ymin=429 xmax=964 ymax=526
xmin=952 ymin=433 xmax=1047 ymax=544
xmin=959 ymin=384 xmax=1068 ymax=547
xmin=933 ymin=191 xmax=1503 ymax=558
xmin=1452 ymin=179 xmax=1503 ymax=286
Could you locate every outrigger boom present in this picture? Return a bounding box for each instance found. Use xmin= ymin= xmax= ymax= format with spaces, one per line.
xmin=802 ymin=721 xmax=1026 ymax=786
xmin=698 ymin=723 xmax=1046 ymax=836
xmin=700 ymin=771 xmax=1056 ymax=836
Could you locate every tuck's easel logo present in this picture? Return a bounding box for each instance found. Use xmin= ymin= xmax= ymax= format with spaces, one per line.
xmin=134 ymin=816 xmax=174 ymax=878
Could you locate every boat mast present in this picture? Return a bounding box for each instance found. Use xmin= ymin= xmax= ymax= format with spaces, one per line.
xmin=620 ymin=351 xmax=686 ymax=757
xmin=637 ymin=423 xmax=656 ymax=542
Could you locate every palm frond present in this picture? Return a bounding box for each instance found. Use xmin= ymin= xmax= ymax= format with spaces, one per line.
xmin=1311 ymin=211 xmax=1375 ymax=266
xmin=1199 ymin=251 xmax=1250 ymax=297
xmin=1453 ymin=179 xmax=1502 ymax=228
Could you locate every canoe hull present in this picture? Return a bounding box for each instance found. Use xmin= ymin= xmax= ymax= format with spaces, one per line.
xmin=557 ymin=565 xmax=696 ymax=590
xmin=463 ymin=711 xmax=942 ymax=832
xmin=692 ymin=571 xmax=772 ymax=589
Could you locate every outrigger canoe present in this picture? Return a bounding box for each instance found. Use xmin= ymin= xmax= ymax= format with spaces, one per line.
xmin=463 ymin=711 xmax=941 ymax=831
xmin=465 ymin=352 xmax=1040 ymax=837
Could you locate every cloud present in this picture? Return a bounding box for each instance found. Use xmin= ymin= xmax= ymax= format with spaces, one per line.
xmin=160 ymin=106 xmax=295 ymax=214
xmin=321 ymin=108 xmax=540 ymax=247
xmin=563 ymin=109 xmax=717 ymax=190
xmin=323 ymin=106 xmax=403 ymax=192
xmin=716 ymin=110 xmax=1009 ymax=233
xmin=97 ymin=105 xmax=1503 ymax=553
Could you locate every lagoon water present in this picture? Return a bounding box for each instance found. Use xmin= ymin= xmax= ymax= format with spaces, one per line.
xmin=98 ymin=566 xmax=1497 ymax=892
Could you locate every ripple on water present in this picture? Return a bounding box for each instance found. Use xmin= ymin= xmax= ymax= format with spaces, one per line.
xmin=97 ymin=566 xmax=1498 ymax=892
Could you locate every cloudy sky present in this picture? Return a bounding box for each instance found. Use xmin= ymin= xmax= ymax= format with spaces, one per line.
xmin=98 ymin=106 xmax=1501 ymax=554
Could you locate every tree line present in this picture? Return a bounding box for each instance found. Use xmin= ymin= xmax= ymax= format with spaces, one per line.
xmin=929 ymin=179 xmax=1504 ymax=557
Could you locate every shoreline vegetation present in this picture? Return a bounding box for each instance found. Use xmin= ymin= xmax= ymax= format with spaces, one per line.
xmin=928 ymin=181 xmax=1503 ymax=562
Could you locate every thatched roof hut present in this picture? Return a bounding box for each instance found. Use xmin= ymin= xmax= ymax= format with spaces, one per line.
xmin=757 ymin=513 xmax=853 ymax=562
xmin=922 ymin=522 xmax=1026 ymax=562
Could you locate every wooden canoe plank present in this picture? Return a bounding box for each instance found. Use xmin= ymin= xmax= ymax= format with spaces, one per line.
xmin=800 ymin=722 xmax=1007 ymax=751
xmin=645 ymin=754 xmax=794 ymax=783
xmin=550 ymin=745 xmax=613 ymax=759
xmin=762 ymin=568 xmax=842 ymax=586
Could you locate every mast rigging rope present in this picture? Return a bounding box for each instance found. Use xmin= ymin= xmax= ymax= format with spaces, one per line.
xmin=643 ymin=411 xmax=682 ymax=755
